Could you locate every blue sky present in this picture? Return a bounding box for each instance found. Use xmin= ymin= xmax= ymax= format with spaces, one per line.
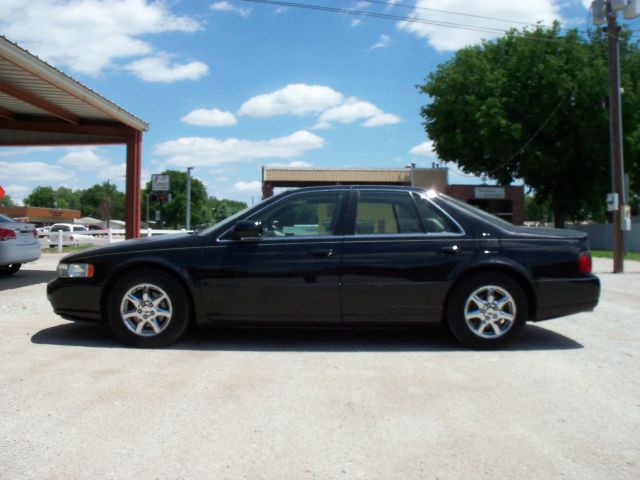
xmin=0 ymin=0 xmax=602 ymax=205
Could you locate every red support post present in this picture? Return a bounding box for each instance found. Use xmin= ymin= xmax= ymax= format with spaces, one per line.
xmin=125 ymin=129 xmax=142 ymax=239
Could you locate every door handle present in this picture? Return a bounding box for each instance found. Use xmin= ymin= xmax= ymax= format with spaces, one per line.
xmin=439 ymin=245 xmax=460 ymax=255
xmin=310 ymin=248 xmax=334 ymax=258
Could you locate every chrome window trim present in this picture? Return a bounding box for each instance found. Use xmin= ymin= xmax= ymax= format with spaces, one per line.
xmin=216 ymin=187 xmax=467 ymax=243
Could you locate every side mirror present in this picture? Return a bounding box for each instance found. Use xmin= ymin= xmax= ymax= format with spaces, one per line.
xmin=232 ymin=220 xmax=263 ymax=240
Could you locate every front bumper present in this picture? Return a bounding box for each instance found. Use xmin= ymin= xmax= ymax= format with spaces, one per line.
xmin=534 ymin=275 xmax=600 ymax=321
xmin=47 ymin=278 xmax=104 ymax=322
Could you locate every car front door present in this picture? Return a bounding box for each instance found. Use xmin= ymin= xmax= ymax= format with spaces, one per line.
xmin=199 ymin=190 xmax=347 ymax=323
xmin=340 ymin=189 xmax=474 ymax=323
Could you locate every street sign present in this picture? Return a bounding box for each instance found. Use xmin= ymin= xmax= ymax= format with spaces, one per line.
xmin=151 ymin=174 xmax=170 ymax=192
xmin=0 ymin=185 xmax=4 ymax=199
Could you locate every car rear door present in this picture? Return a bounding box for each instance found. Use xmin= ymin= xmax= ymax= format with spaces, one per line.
xmin=340 ymin=189 xmax=474 ymax=323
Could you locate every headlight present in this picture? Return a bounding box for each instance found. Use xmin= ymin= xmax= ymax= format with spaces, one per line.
xmin=57 ymin=263 xmax=94 ymax=278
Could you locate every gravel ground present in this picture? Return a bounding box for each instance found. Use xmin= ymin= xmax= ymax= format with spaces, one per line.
xmin=0 ymin=253 xmax=639 ymax=480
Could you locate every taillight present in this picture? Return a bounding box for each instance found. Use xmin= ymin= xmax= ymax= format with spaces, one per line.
xmin=0 ymin=228 xmax=16 ymax=241
xmin=578 ymin=251 xmax=592 ymax=274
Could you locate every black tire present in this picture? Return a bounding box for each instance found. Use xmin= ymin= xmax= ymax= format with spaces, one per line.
xmin=107 ymin=269 xmax=190 ymax=348
xmin=447 ymin=273 xmax=527 ymax=350
xmin=0 ymin=264 xmax=22 ymax=275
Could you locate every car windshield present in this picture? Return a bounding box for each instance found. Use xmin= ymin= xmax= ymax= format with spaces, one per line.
xmin=0 ymin=214 xmax=13 ymax=222
xmin=440 ymin=193 xmax=514 ymax=228
xmin=197 ymin=206 xmax=253 ymax=236
xmin=50 ymin=225 xmax=70 ymax=232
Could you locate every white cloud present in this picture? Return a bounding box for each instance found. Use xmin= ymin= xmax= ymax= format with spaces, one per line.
xmin=0 ymin=161 xmax=76 ymax=183
xmin=153 ymin=131 xmax=325 ymax=167
xmin=315 ymin=97 xmax=400 ymax=128
xmin=210 ymin=1 xmax=251 ymax=16
xmin=370 ymin=34 xmax=391 ymax=49
xmin=410 ymin=141 xmax=437 ymax=157
xmin=363 ymin=113 xmax=401 ymax=127
xmin=397 ymin=0 xmax=562 ymax=51
xmin=318 ymin=99 xmax=382 ymax=125
xmin=98 ymin=162 xmax=127 ymax=181
xmin=239 ymin=84 xmax=344 ymax=117
xmin=233 ymin=181 xmax=262 ymax=193
xmin=181 ymin=108 xmax=237 ymax=127
xmin=267 ymin=160 xmax=313 ymax=168
xmin=125 ymin=54 xmax=209 ymax=82
xmin=351 ymin=19 xmax=363 ymax=27
xmin=58 ymin=150 xmax=110 ymax=170
xmin=0 ymin=0 xmax=202 ymax=75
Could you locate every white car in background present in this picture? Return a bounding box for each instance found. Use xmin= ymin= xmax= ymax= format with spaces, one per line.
xmin=0 ymin=214 xmax=41 ymax=275
xmin=48 ymin=223 xmax=95 ymax=248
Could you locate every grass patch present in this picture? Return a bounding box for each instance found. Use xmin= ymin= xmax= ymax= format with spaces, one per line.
xmin=42 ymin=245 xmax=95 ymax=254
xmin=591 ymin=250 xmax=640 ymax=261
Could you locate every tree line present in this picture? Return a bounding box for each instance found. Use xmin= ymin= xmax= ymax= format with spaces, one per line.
xmin=420 ymin=22 xmax=640 ymax=227
xmin=7 ymin=170 xmax=247 ymax=228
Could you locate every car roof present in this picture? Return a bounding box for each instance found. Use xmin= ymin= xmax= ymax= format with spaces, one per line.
xmin=276 ymin=185 xmax=435 ymax=195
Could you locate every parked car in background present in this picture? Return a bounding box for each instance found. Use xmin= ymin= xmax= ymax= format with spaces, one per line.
xmin=0 ymin=213 xmax=40 ymax=275
xmin=36 ymin=225 xmax=51 ymax=237
xmin=48 ymin=223 xmax=94 ymax=247
xmin=48 ymin=186 xmax=600 ymax=349
xmin=85 ymin=224 xmax=108 ymax=231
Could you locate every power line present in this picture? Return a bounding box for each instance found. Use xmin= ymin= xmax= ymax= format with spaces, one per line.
xmin=239 ymin=0 xmax=536 ymax=37
xmin=239 ymin=0 xmax=591 ymax=43
xmin=362 ymin=0 xmax=550 ymax=29
xmin=487 ymin=94 xmax=569 ymax=177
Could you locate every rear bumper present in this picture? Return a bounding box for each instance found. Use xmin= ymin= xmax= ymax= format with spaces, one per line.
xmin=534 ymin=275 xmax=600 ymax=321
xmin=47 ymin=279 xmax=104 ymax=322
xmin=0 ymin=242 xmax=41 ymax=265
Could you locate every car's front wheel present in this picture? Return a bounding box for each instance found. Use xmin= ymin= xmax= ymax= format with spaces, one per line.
xmin=447 ymin=273 xmax=527 ymax=349
xmin=0 ymin=264 xmax=22 ymax=275
xmin=107 ymin=269 xmax=190 ymax=348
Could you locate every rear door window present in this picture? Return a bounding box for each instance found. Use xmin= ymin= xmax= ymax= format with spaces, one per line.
xmin=355 ymin=191 xmax=421 ymax=235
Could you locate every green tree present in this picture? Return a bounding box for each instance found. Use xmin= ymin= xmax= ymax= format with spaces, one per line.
xmin=420 ymin=23 xmax=640 ymax=227
xmin=23 ymin=186 xmax=82 ymax=210
xmin=78 ymin=182 xmax=125 ymax=220
xmin=208 ymin=197 xmax=248 ymax=223
xmin=24 ymin=186 xmax=56 ymax=207
xmin=0 ymin=194 xmax=15 ymax=207
xmin=144 ymin=170 xmax=209 ymax=229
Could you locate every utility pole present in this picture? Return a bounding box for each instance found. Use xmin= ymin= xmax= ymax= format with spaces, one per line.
xmin=607 ymin=1 xmax=625 ymax=273
xmin=594 ymin=0 xmax=639 ymax=272
xmin=185 ymin=167 xmax=193 ymax=230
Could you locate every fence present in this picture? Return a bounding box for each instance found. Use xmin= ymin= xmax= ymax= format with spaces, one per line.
xmin=569 ymin=217 xmax=640 ymax=253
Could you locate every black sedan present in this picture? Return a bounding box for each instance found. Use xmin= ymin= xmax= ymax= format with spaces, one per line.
xmin=47 ymin=186 xmax=599 ymax=349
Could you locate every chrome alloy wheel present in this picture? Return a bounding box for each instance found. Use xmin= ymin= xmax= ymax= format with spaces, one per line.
xmin=463 ymin=285 xmax=516 ymax=339
xmin=120 ymin=283 xmax=173 ymax=337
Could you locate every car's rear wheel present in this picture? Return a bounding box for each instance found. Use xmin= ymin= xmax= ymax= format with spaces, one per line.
xmin=107 ymin=269 xmax=190 ymax=348
xmin=0 ymin=264 xmax=22 ymax=275
xmin=447 ymin=273 xmax=527 ymax=349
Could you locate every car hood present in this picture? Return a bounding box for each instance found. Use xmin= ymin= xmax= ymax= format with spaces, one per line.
xmin=508 ymin=226 xmax=588 ymax=240
xmin=61 ymin=233 xmax=194 ymax=262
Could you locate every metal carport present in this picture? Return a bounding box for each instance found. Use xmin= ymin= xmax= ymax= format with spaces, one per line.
xmin=0 ymin=36 xmax=148 ymax=239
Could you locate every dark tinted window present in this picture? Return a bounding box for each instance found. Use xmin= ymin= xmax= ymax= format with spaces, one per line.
xmin=355 ymin=191 xmax=421 ymax=235
xmin=249 ymin=191 xmax=344 ymax=237
xmin=50 ymin=225 xmax=70 ymax=232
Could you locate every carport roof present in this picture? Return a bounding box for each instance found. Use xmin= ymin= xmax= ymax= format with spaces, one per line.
xmin=0 ymin=35 xmax=148 ymax=146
